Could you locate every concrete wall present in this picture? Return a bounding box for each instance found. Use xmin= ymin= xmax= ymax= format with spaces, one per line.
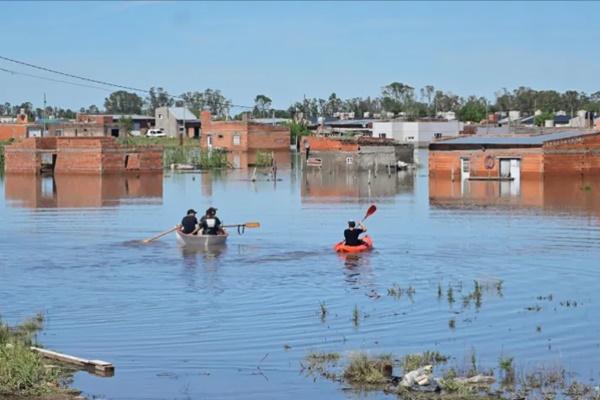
xmin=155 ymin=107 xmax=178 ymax=137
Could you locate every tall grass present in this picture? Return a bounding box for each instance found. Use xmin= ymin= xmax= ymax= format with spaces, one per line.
xmin=164 ymin=147 xmax=228 ymax=169
xmin=253 ymin=150 xmax=273 ymax=167
xmin=0 ymin=314 xmax=69 ymax=396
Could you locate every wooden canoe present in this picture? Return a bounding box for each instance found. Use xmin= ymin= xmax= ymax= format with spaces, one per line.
xmin=175 ymin=230 xmax=228 ymax=247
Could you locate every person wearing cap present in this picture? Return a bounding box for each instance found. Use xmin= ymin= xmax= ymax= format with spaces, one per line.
xmin=344 ymin=221 xmax=367 ymax=246
xmin=180 ymin=209 xmax=199 ymax=235
xmin=199 ymin=207 xmax=223 ymax=235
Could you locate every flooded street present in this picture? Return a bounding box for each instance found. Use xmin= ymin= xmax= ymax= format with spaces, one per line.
xmin=1 ymin=151 xmax=600 ymax=399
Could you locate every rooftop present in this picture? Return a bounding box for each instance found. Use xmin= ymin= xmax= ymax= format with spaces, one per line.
xmin=430 ymin=131 xmax=597 ymax=149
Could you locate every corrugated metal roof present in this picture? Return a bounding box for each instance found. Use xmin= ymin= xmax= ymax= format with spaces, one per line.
xmin=110 ymin=114 xmax=154 ymax=120
xmin=435 ymin=131 xmax=591 ymax=146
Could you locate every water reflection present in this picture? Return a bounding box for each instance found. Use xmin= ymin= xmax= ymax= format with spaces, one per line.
xmin=226 ymin=150 xmax=292 ymax=169
xmin=430 ymin=175 xmax=600 ymax=216
xmin=301 ymin=169 xmax=414 ymax=203
xmin=4 ymin=173 xmax=163 ymax=208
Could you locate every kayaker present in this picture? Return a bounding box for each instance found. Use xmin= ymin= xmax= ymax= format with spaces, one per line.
xmin=199 ymin=207 xmax=223 ymax=235
xmin=344 ymin=221 xmax=367 ymax=246
xmin=180 ymin=209 xmax=199 ymax=235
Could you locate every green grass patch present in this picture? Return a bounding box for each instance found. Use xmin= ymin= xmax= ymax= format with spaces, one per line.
xmin=0 ymin=314 xmax=73 ymax=397
xmin=343 ymin=353 xmax=393 ymax=386
xmin=402 ymin=351 xmax=449 ymax=372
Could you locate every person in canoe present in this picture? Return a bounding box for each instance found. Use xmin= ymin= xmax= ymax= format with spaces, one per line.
xmin=180 ymin=209 xmax=199 ymax=235
xmin=344 ymin=221 xmax=367 ymax=246
xmin=199 ymin=207 xmax=224 ymax=235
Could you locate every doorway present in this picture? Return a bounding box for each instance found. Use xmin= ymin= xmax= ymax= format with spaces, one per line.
xmin=499 ymin=158 xmax=521 ymax=196
xmin=194 ymin=127 xmax=200 ymax=139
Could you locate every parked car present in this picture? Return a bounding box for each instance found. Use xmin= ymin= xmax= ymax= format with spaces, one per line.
xmin=146 ymin=128 xmax=166 ymax=137
xmin=130 ymin=130 xmax=142 ymax=137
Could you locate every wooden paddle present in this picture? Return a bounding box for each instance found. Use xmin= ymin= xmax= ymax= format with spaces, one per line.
xmin=142 ymin=225 xmax=179 ymax=244
xmin=222 ymin=222 xmax=261 ymax=228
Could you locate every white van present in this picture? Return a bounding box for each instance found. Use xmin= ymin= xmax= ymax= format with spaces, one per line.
xmin=146 ymin=128 xmax=166 ymax=137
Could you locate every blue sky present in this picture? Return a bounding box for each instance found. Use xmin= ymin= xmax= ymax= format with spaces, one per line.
xmin=1 ymin=1 xmax=599 ymax=111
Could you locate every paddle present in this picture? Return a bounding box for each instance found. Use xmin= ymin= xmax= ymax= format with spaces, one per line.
xmin=222 ymin=222 xmax=260 ymax=228
xmin=360 ymin=204 xmax=377 ymax=223
xmin=142 ymin=226 xmax=179 ymax=244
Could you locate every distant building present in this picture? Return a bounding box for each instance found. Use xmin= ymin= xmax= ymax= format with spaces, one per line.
xmin=155 ymin=107 xmax=201 ymax=138
xmin=372 ymin=120 xmax=463 ymax=147
xmin=0 ymin=110 xmax=29 ymax=140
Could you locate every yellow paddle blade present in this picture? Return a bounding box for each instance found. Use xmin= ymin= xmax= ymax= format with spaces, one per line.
xmin=244 ymin=222 xmax=261 ymax=228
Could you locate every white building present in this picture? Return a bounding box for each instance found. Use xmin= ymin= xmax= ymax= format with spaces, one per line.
xmin=372 ymin=120 xmax=464 ymax=147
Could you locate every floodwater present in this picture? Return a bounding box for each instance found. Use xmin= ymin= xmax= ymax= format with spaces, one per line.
xmin=1 ymin=151 xmax=600 ymax=399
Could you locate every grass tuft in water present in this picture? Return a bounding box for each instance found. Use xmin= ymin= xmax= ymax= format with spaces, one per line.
xmin=447 ymin=286 xmax=455 ymax=305
xmin=352 ymin=305 xmax=360 ymax=327
xmin=402 ymin=351 xmax=448 ymax=372
xmin=319 ymin=301 xmax=328 ymax=322
xmin=343 ymin=353 xmax=392 ymax=386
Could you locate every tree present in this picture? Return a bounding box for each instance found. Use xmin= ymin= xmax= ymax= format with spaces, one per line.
xmin=104 ymin=91 xmax=144 ymax=114
xmin=119 ymin=115 xmax=134 ymax=136
xmin=146 ymin=87 xmax=174 ymax=114
xmin=181 ymin=89 xmax=232 ymax=119
xmin=382 ymin=82 xmax=415 ymax=115
xmin=253 ymin=94 xmax=272 ymax=118
xmin=458 ymin=96 xmax=487 ymax=122
xmin=534 ymin=111 xmax=554 ymax=127
xmin=323 ymin=93 xmax=343 ymax=117
xmin=85 ymin=105 xmax=100 ymax=114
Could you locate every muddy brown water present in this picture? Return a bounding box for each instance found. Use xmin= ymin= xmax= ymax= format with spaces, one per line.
xmin=1 ymin=151 xmax=600 ymax=399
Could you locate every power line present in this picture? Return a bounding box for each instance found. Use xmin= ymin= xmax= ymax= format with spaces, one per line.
xmin=0 ymin=67 xmax=114 ymax=92
xmin=0 ymin=54 xmax=254 ymax=110
xmin=0 ymin=55 xmax=149 ymax=93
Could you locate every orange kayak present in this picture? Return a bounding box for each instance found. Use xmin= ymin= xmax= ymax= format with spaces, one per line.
xmin=334 ymin=235 xmax=373 ymax=253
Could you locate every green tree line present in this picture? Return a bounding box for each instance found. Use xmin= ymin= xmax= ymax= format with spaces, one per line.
xmin=2 ymin=84 xmax=600 ymax=124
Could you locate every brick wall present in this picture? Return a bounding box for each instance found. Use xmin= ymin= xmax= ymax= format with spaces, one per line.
xmin=543 ymin=133 xmax=600 ymax=176
xmin=302 ymin=136 xmax=359 ymax=152
xmin=429 ymin=148 xmax=544 ymax=179
xmin=4 ymin=136 xmax=163 ymax=174
xmin=0 ymin=124 xmax=28 ymax=141
xmin=247 ymin=123 xmax=290 ymax=150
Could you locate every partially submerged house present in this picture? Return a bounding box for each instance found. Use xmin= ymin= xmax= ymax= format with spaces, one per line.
xmin=301 ymin=136 xmax=413 ymax=172
xmin=4 ymin=137 xmax=163 ymax=174
xmin=429 ymin=131 xmax=600 ymax=181
xmin=199 ymin=111 xmax=290 ymax=168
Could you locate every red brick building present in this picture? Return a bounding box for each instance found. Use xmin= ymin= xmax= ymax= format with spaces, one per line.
xmin=429 ymin=131 xmax=600 ymax=180
xmin=0 ymin=113 xmax=29 ymax=141
xmin=199 ymin=111 xmax=290 ymax=152
xmin=4 ymin=137 xmax=163 ymax=174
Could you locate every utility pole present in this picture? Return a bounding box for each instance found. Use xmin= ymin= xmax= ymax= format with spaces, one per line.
xmin=43 ymin=93 xmax=47 ymax=138
xmin=180 ymin=104 xmax=185 ymax=147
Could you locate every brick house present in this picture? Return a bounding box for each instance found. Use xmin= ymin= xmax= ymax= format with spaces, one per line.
xmin=199 ymin=111 xmax=290 ymax=152
xmin=429 ymin=131 xmax=600 ymax=180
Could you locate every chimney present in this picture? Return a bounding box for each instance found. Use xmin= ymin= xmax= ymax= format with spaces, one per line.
xmin=200 ymin=110 xmax=212 ymax=130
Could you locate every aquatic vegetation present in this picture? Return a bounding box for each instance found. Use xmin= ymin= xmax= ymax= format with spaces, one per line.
xmin=305 ymin=351 xmax=341 ymax=365
xmin=343 ymin=353 xmax=392 ymax=385
xmin=387 ymin=284 xmax=415 ymax=300
xmin=253 ymin=150 xmax=274 ymax=167
xmin=352 ymin=305 xmax=360 ymax=327
xmin=402 ymin=351 xmax=449 ymax=372
xmin=448 ymin=318 xmax=456 ymax=330
xmin=319 ymin=301 xmax=328 ymax=322
xmin=0 ymin=314 xmax=73 ymax=397
xmin=437 ymin=283 xmax=443 ymax=299
xmin=498 ymin=357 xmax=514 ymax=386
xmin=447 ymin=286 xmax=455 ymax=304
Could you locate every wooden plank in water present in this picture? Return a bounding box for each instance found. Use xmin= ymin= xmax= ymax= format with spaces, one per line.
xmin=31 ymin=347 xmax=114 ymax=377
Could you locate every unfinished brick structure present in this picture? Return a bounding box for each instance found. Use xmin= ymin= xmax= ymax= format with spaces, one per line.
xmin=429 ymin=131 xmax=600 ymax=179
xmin=4 ymin=137 xmax=163 ymax=174
xmin=301 ymin=136 xmax=414 ymax=171
xmin=199 ymin=111 xmax=290 ymax=152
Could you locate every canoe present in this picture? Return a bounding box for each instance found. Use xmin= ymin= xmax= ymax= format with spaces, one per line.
xmin=334 ymin=235 xmax=373 ymax=253
xmin=175 ymin=230 xmax=228 ymax=247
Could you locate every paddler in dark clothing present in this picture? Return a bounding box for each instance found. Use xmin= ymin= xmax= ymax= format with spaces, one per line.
xmin=180 ymin=209 xmax=199 ymax=235
xmin=199 ymin=207 xmax=223 ymax=235
xmin=344 ymin=221 xmax=367 ymax=246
